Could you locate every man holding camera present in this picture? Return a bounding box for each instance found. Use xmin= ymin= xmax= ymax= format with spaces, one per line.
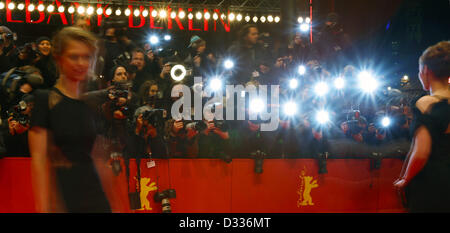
xmin=0 ymin=26 xmax=19 ymax=74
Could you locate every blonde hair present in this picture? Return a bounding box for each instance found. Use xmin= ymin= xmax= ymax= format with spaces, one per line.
xmin=52 ymin=26 xmax=98 ymax=60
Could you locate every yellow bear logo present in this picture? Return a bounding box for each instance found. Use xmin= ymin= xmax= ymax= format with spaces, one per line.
xmin=297 ymin=168 xmax=319 ymax=207
xmin=137 ymin=177 xmax=158 ymax=211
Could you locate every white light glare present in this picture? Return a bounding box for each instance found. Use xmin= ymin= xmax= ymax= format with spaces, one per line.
xmin=149 ymin=36 xmax=159 ymax=45
xmin=224 ymin=60 xmax=234 ymax=70
xmin=7 ymin=2 xmax=14 ymax=10
xmin=358 ymin=71 xmax=379 ymax=93
xmin=314 ymin=82 xmax=329 ymax=97
xmin=171 ymin=65 xmax=187 ymax=81
xmin=0 ymin=2 xmax=5 ymax=10
xmin=250 ymin=99 xmax=265 ymax=113
xmin=18 ymin=3 xmax=24 ymax=10
xmin=316 ymin=110 xmax=330 ymax=125
xmin=298 ymin=65 xmax=306 ymax=75
xmin=164 ymin=35 xmax=171 ymax=41
xmin=47 ymin=5 xmax=55 ymax=13
xmin=300 ymin=23 xmax=310 ymax=32
xmin=28 ymin=4 xmax=35 ymax=12
xmin=298 ymin=17 xmax=303 ymax=23
xmin=210 ymin=77 xmax=223 ymax=91
xmin=305 ymin=17 xmax=311 ymax=24
xmin=334 ymin=77 xmax=345 ymax=90
xmin=382 ymin=117 xmax=391 ymax=127
xmin=289 ymin=79 xmax=299 ymax=89
xmin=283 ymin=102 xmax=298 ymax=116
xmin=37 ymin=4 xmax=45 ymax=12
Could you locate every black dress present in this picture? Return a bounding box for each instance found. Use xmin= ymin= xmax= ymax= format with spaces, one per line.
xmin=30 ymin=87 xmax=111 ymax=213
xmin=405 ymin=96 xmax=450 ymax=212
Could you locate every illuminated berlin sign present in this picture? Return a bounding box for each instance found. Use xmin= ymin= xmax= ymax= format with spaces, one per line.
xmin=2 ymin=0 xmax=232 ymax=32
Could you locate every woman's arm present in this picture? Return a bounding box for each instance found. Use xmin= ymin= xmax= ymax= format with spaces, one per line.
xmin=28 ymin=126 xmax=51 ymax=213
xmin=394 ymin=126 xmax=432 ymax=189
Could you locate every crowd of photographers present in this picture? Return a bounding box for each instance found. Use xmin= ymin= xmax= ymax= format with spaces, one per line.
xmin=0 ymin=13 xmax=417 ymax=167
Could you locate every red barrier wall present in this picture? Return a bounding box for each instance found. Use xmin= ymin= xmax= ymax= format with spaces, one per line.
xmin=0 ymin=158 xmax=406 ymax=213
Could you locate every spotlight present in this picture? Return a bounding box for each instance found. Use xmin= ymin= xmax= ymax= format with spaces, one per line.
xmin=188 ymin=13 xmax=193 ymax=19
xmin=260 ymin=16 xmax=266 ymax=23
xmin=305 ymin=17 xmax=311 ymax=24
xmin=224 ymin=59 xmax=234 ymax=70
xmin=0 ymin=2 xmax=4 ymax=10
xmin=28 ymin=4 xmax=35 ymax=12
xmin=298 ymin=65 xmax=306 ymax=75
xmin=68 ymin=6 xmax=75 ymax=14
xmin=228 ymin=13 xmax=235 ymax=21
xmin=221 ymin=14 xmax=226 ymax=20
xmin=314 ymin=82 xmax=329 ymax=97
xmin=170 ymin=65 xmax=187 ymax=81
xmin=300 ymin=23 xmax=310 ymax=32
xmin=149 ymin=35 xmax=159 ymax=45
xmin=204 ymin=12 xmax=211 ymax=20
xmin=178 ymin=11 xmax=185 ymax=19
xmin=37 ymin=4 xmax=45 ymax=12
xmin=47 ymin=5 xmax=55 ymax=13
xmin=18 ymin=3 xmax=24 ymax=10
xmin=245 ymin=15 xmax=250 ymax=22
xmin=213 ymin=13 xmax=218 ymax=20
xmin=170 ymin=11 xmax=176 ymax=19
xmin=196 ymin=11 xmax=202 ymax=20
xmin=274 ymin=16 xmax=280 ymax=23
xmin=237 ymin=14 xmax=243 ymax=21
xmin=115 ymin=9 xmax=121 ymax=16
xmin=250 ymin=99 xmax=265 ymax=113
xmin=151 ymin=10 xmax=157 ymax=17
xmin=334 ymin=77 xmax=345 ymax=90
xmin=142 ymin=9 xmax=148 ymax=17
xmin=252 ymin=16 xmax=258 ymax=23
xmin=381 ymin=117 xmax=391 ymax=128
xmin=316 ymin=110 xmax=330 ymax=125
xmin=387 ymin=86 xmax=392 ymax=91
xmin=7 ymin=2 xmax=14 ymax=10
xmin=164 ymin=35 xmax=171 ymax=41
xmin=77 ymin=6 xmax=85 ymax=14
xmin=209 ymin=77 xmax=223 ymax=92
xmin=298 ymin=17 xmax=303 ymax=23
xmin=87 ymin=6 xmax=94 ymax=15
xmin=105 ymin=8 xmax=112 ymax=16
xmin=283 ymin=101 xmax=298 ymax=116
xmin=160 ymin=10 xmax=167 ymax=18
xmin=401 ymin=75 xmax=409 ymax=82
xmin=133 ymin=9 xmax=140 ymax=17
xmin=289 ymin=79 xmax=299 ymax=89
xmin=124 ymin=8 xmax=131 ymax=16
xmin=267 ymin=15 xmax=273 ymax=22
xmin=96 ymin=7 xmax=103 ymax=15
xmin=358 ymin=71 xmax=379 ymax=93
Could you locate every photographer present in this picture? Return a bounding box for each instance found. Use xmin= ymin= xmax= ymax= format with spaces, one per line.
xmin=34 ymin=37 xmax=58 ymax=89
xmin=132 ymin=107 xmax=168 ymax=158
xmin=3 ymin=94 xmax=34 ymax=156
xmin=184 ymin=36 xmax=216 ymax=79
xmin=0 ymin=26 xmax=19 ymax=73
xmin=130 ymin=48 xmax=157 ymax=93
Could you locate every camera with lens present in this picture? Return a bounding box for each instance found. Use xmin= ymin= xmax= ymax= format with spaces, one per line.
xmin=18 ymin=43 xmax=39 ymax=61
xmin=154 ymin=189 xmax=176 ymax=213
xmin=142 ymin=109 xmax=167 ymax=132
xmin=8 ymin=100 xmax=29 ymax=125
xmin=1 ymin=67 xmax=44 ymax=103
xmin=0 ymin=33 xmax=14 ymax=45
xmin=109 ymin=81 xmax=131 ymax=116
xmin=344 ymin=110 xmax=366 ymax=136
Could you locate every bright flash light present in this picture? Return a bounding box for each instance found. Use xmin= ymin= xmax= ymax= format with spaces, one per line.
xmin=250 ymin=99 xmax=265 ymax=113
xmin=18 ymin=3 xmax=24 ymax=10
xmin=77 ymin=6 xmax=85 ymax=14
xmin=164 ymin=35 xmax=171 ymax=41
xmin=298 ymin=17 xmax=303 ymax=23
xmin=149 ymin=36 xmax=159 ymax=45
xmin=124 ymin=8 xmax=131 ymax=16
xmin=170 ymin=65 xmax=187 ymax=81
xmin=204 ymin=12 xmax=211 ymax=20
xmin=151 ymin=10 xmax=157 ymax=17
xmin=178 ymin=11 xmax=185 ymax=19
xmin=267 ymin=15 xmax=273 ymax=22
xmin=115 ymin=9 xmax=122 ymax=16
xmin=316 ymin=110 xmax=330 ymax=125
xmin=170 ymin=11 xmax=176 ymax=19
xmin=210 ymin=77 xmax=223 ymax=91
xmin=37 ymin=4 xmax=45 ymax=12
xmin=228 ymin=13 xmax=235 ymax=21
xmin=289 ymin=79 xmax=299 ymax=89
xmin=224 ymin=59 xmax=234 ymax=70
xmin=245 ymin=15 xmax=250 ymax=22
xmin=160 ymin=10 xmax=167 ymax=18
xmin=334 ymin=77 xmax=345 ymax=90
xmin=96 ymin=7 xmax=103 ymax=15
xmin=87 ymin=6 xmax=94 ymax=15
xmin=283 ymin=102 xmax=298 ymax=116
xmin=47 ymin=5 xmax=55 ymax=13
xmin=105 ymin=8 xmax=112 ymax=15
xmin=0 ymin=2 xmax=4 ymax=10
xmin=188 ymin=13 xmax=193 ymax=19
xmin=213 ymin=13 xmax=219 ymax=20
xmin=305 ymin=17 xmax=311 ymax=24
xmin=142 ymin=10 xmax=149 ymax=17
xmin=314 ymin=82 xmax=329 ymax=97
xmin=260 ymin=16 xmax=266 ymax=23
xmin=274 ymin=16 xmax=280 ymax=23
xmin=402 ymin=75 xmax=409 ymax=82
xmin=68 ymin=6 xmax=75 ymax=14
xmin=298 ymin=65 xmax=306 ymax=75
xmin=358 ymin=71 xmax=379 ymax=93
xmin=133 ymin=9 xmax=140 ymax=17
xmin=196 ymin=12 xmax=202 ymax=20
xmin=300 ymin=23 xmax=310 ymax=32
xmin=381 ymin=117 xmax=391 ymax=127
xmin=7 ymin=2 xmax=14 ymax=10
xmin=253 ymin=16 xmax=258 ymax=23
xmin=237 ymin=14 xmax=243 ymax=21
xmin=27 ymin=4 xmax=35 ymax=12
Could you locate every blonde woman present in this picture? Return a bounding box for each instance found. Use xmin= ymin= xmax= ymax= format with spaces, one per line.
xmin=29 ymin=27 xmax=111 ymax=213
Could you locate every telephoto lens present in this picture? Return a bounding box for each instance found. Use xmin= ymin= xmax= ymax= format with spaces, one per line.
xmin=154 ymin=189 xmax=176 ymax=213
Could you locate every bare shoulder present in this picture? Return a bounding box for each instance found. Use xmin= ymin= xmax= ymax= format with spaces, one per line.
xmin=415 ymin=95 xmax=441 ymax=114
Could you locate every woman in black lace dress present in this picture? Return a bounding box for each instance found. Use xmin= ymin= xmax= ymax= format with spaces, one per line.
xmin=394 ymin=41 xmax=450 ymax=212
xmin=29 ymin=27 xmax=111 ymax=213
